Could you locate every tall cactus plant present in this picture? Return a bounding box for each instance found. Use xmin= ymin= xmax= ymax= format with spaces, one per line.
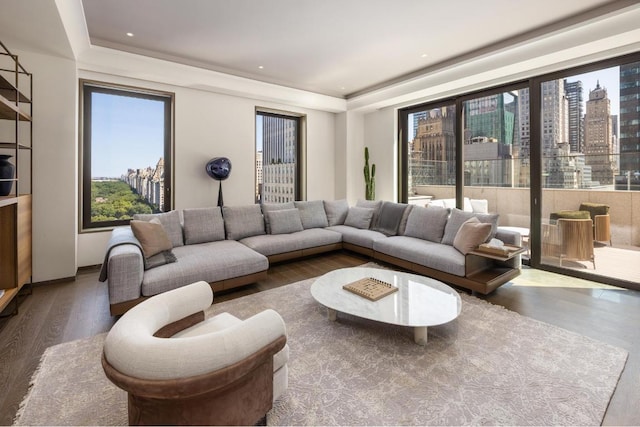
xmin=364 ymin=146 xmax=376 ymax=200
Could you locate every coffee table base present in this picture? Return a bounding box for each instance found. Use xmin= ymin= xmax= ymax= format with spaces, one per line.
xmin=325 ymin=307 xmax=428 ymax=346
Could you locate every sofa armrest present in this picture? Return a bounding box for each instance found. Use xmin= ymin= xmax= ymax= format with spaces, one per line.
xmin=496 ymin=228 xmax=522 ymax=246
xmin=107 ymin=243 xmax=145 ymax=305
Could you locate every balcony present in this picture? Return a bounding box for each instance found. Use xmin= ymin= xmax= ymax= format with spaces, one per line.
xmin=412 ymin=185 xmax=640 ymax=286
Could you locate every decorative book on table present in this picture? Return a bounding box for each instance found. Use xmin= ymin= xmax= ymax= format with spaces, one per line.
xmin=342 ymin=277 xmax=398 ymax=301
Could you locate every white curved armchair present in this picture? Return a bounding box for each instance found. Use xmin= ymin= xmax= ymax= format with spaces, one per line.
xmin=102 ymin=281 xmax=288 ymax=426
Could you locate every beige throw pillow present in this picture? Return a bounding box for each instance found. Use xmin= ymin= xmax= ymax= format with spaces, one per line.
xmin=130 ymin=218 xmax=173 ymax=258
xmin=453 ymin=217 xmax=492 ymax=255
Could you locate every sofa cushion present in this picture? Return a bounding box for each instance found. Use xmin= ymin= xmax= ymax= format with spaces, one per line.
xmin=182 ymin=207 xmax=225 ymax=244
xmin=326 ymin=225 xmax=387 ymax=249
xmin=323 ymin=199 xmax=349 ymax=226
xmin=222 ymin=204 xmax=266 ymax=240
xmin=141 ymin=240 xmax=268 ymax=297
xmin=356 ymin=199 xmax=383 ymax=229
xmin=134 ymin=210 xmax=184 ymax=247
xmin=374 ymin=236 xmax=468 ymax=277
xmin=344 ymin=206 xmax=374 ymax=229
xmin=294 ymin=200 xmax=329 ymax=229
xmin=266 ymin=208 xmax=304 ymax=234
xmin=397 ymin=204 xmax=414 ymax=236
xmin=241 ymin=228 xmax=342 ymax=256
xmin=453 ymin=217 xmax=492 ymax=255
xmin=373 ymin=202 xmax=409 ymax=236
xmin=441 ymin=208 xmax=499 ymax=246
xmin=261 ymin=202 xmax=295 ymax=234
xmin=404 ymin=205 xmax=449 ymax=243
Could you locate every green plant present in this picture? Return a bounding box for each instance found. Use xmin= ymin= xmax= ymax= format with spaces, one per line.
xmin=364 ymin=146 xmax=376 ymax=200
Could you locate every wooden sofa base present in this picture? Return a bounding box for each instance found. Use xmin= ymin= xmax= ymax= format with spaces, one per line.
xmin=373 ymin=251 xmax=520 ymax=295
xmin=109 ymin=270 xmax=268 ymax=316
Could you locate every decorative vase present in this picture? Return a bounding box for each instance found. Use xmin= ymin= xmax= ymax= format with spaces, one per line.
xmin=0 ymin=155 xmax=15 ymax=196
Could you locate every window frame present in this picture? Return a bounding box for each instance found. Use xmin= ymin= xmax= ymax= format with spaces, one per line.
xmin=79 ymin=80 xmax=174 ymax=232
xmin=255 ymin=108 xmax=306 ymax=203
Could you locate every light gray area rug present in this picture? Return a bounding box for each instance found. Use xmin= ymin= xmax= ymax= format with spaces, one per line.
xmin=15 ymin=272 xmax=628 ymax=426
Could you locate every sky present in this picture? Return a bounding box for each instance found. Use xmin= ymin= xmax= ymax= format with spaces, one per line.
xmin=91 ymin=92 xmax=165 ymax=178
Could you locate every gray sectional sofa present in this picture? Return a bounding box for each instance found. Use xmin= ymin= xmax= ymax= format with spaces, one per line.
xmin=100 ymin=199 xmax=522 ymax=315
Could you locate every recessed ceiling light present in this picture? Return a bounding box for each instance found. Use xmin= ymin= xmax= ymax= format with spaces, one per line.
xmin=258 ymin=65 xmax=264 ymax=69
xmin=126 ymin=32 xmax=134 ymax=37
xmin=421 ymin=53 xmax=428 ymax=58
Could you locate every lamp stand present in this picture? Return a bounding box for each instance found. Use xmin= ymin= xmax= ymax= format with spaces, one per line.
xmin=217 ymin=181 xmax=224 ymax=207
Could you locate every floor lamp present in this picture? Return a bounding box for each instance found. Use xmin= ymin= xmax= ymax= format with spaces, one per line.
xmin=205 ymin=157 xmax=232 ymax=206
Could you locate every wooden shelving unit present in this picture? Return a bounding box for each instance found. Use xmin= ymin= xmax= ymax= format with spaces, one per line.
xmin=0 ymin=40 xmax=32 ymax=315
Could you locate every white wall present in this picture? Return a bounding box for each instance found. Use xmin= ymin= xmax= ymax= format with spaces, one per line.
xmin=364 ymin=107 xmax=396 ymax=202
xmin=76 ymin=69 xmax=338 ymax=267
xmin=6 ymin=49 xmax=78 ymax=282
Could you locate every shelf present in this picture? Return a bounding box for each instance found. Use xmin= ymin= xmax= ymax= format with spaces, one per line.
xmin=0 ymin=94 xmax=31 ymax=121
xmin=0 ymin=195 xmax=18 ymax=208
xmin=0 ymin=142 xmax=31 ymax=149
xmin=0 ymin=287 xmax=18 ymax=313
xmin=0 ymin=74 xmax=30 ymax=103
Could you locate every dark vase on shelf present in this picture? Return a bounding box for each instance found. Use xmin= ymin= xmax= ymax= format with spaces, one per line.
xmin=0 ymin=155 xmax=15 ymax=196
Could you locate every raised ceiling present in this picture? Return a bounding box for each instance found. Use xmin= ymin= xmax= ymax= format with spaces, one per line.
xmin=80 ymin=0 xmax=623 ymax=98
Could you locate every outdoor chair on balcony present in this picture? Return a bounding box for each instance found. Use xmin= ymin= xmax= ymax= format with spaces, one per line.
xmin=542 ymin=218 xmax=595 ymax=269
xmin=579 ymin=202 xmax=611 ymax=245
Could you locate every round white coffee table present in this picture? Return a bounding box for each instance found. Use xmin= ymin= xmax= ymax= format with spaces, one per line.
xmin=310 ymin=267 xmax=461 ymax=345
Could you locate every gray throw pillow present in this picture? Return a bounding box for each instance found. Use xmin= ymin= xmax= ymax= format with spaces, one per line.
xmin=133 ymin=210 xmax=183 ymax=247
xmin=441 ymin=208 xmax=499 ymax=246
xmin=294 ymin=200 xmax=329 ymax=229
xmin=397 ymin=204 xmax=414 ymax=236
xmin=222 ymin=205 xmax=266 ymax=240
xmin=356 ymin=199 xmax=382 ymax=229
xmin=373 ymin=202 xmax=409 ymax=236
xmin=404 ymin=205 xmax=450 ymax=243
xmin=266 ymin=208 xmax=304 ymax=234
xmin=182 ymin=207 xmax=225 ymax=245
xmin=323 ymin=199 xmax=349 ymax=226
xmin=261 ymin=202 xmax=295 ymax=234
xmin=344 ymin=206 xmax=374 ymax=230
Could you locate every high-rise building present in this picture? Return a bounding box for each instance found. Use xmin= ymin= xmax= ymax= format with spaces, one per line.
xmin=261 ymin=115 xmax=297 ymax=203
xmin=255 ymin=151 xmax=263 ymax=203
xmin=463 ymin=93 xmax=516 ymax=186
xmin=564 ymin=79 xmax=584 ymax=153
xmin=584 ymin=82 xmax=616 ymax=186
xmin=619 ymin=62 xmax=640 ymax=185
xmin=410 ymin=106 xmax=456 ymax=188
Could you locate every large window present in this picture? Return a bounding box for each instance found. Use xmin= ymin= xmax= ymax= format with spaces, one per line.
xmin=80 ymin=81 xmax=173 ymax=230
xmin=398 ymin=52 xmax=640 ymax=289
xmin=255 ymin=110 xmax=303 ymax=203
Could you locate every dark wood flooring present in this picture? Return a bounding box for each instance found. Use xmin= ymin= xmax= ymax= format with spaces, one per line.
xmin=0 ymin=251 xmax=638 ymax=425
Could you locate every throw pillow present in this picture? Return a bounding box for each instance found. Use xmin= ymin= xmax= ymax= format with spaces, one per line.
xmin=344 ymin=206 xmax=374 ymax=230
xmin=441 ymin=208 xmax=499 ymax=246
xmin=397 ymin=204 xmax=414 ymax=236
xmin=133 ymin=210 xmax=184 ymax=247
xmin=222 ymin=205 xmax=266 ymax=240
xmin=266 ymin=208 xmax=304 ymax=234
xmin=323 ymin=199 xmax=349 ymax=226
xmin=294 ymin=200 xmax=329 ymax=229
xmin=453 ymin=217 xmax=492 ymax=255
xmin=182 ymin=207 xmax=225 ymax=245
xmin=356 ymin=199 xmax=382 ymax=229
xmin=130 ymin=219 xmax=178 ymax=270
xmin=130 ymin=218 xmax=173 ymax=258
xmin=261 ymin=202 xmax=295 ymax=234
xmin=373 ymin=201 xmax=408 ymax=236
xmin=403 ymin=205 xmax=450 ymax=243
